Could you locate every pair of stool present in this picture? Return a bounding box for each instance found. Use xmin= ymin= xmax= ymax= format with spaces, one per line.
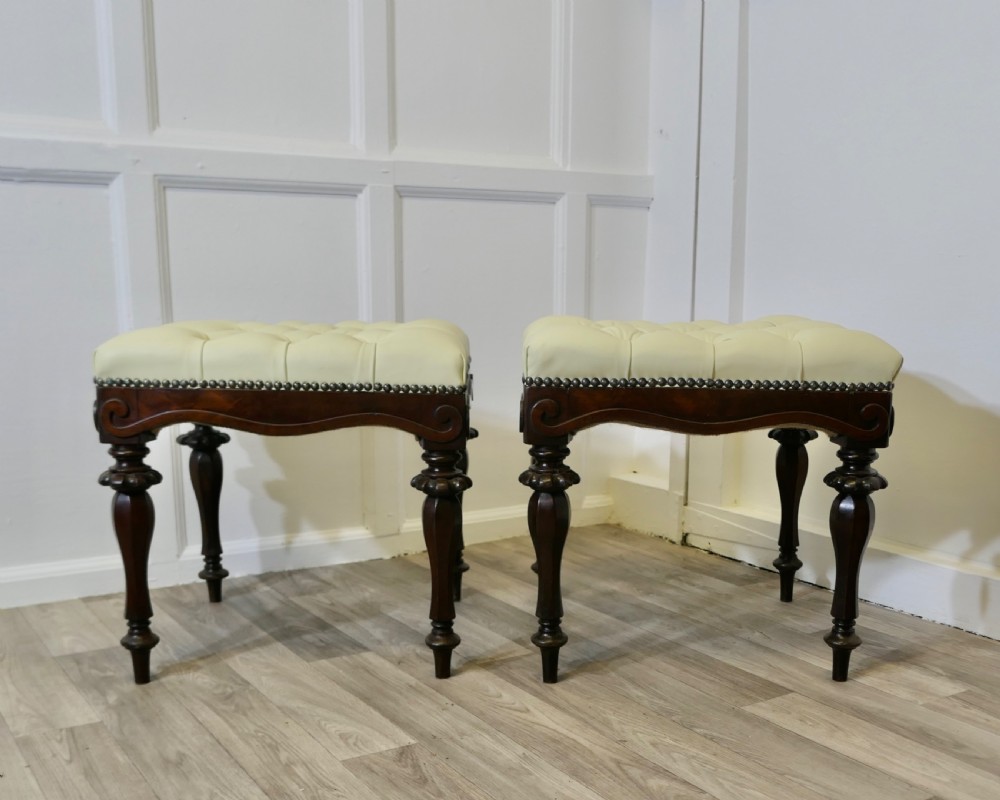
xmin=94 ymin=315 xmax=902 ymax=685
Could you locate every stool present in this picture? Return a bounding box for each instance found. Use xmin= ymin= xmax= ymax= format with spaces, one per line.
xmin=94 ymin=319 xmax=473 ymax=683
xmin=518 ymin=315 xmax=902 ymax=683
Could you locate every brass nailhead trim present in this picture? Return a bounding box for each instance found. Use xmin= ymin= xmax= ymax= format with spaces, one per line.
xmin=521 ymin=376 xmax=894 ymax=392
xmin=94 ymin=377 xmax=467 ymax=395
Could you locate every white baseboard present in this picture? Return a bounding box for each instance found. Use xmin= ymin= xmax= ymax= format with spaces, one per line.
xmin=607 ymin=475 xmax=683 ymax=542
xmin=0 ymin=495 xmax=612 ymax=610
xmin=604 ymin=474 xmax=1000 ymax=640
xmin=0 ymin=555 xmax=131 ymax=610
xmin=682 ymin=502 xmax=1000 ymax=641
xmin=9 ymin=479 xmax=995 ymax=642
xmin=398 ymin=494 xmax=612 ymax=541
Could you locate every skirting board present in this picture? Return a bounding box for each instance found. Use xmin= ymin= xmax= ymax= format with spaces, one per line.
xmin=0 ymin=494 xmax=613 ymax=610
xmin=681 ymin=501 xmax=1000 ymax=642
xmin=606 ymin=473 xmax=1000 ymax=640
xmin=607 ymin=474 xmax=684 ymax=542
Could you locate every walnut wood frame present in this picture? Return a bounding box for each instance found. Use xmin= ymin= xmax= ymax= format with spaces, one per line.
xmin=519 ymin=382 xmax=894 ymax=684
xmin=96 ymin=384 xmax=472 ymax=684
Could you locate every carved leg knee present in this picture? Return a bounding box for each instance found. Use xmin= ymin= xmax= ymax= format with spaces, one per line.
xmin=178 ymin=425 xmax=230 ymax=603
xmin=100 ymin=440 xmax=162 ymax=684
xmin=520 ymin=440 xmax=579 ymax=683
xmin=823 ymin=439 xmax=887 ymax=681
xmin=769 ymin=428 xmax=817 ymax=602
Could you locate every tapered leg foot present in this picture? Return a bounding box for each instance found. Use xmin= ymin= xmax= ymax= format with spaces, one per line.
xmin=123 ymin=624 xmax=160 ymax=685
xmin=426 ymin=622 xmax=461 ymax=679
xmin=825 ymin=619 xmax=861 ymax=681
xmin=100 ymin=439 xmax=162 ymax=685
xmin=178 ymin=425 xmax=230 ymax=603
xmin=823 ymin=439 xmax=887 ymax=682
xmin=769 ymin=428 xmax=817 ymax=602
xmin=774 ymin=555 xmax=802 ymax=603
xmin=201 ymin=575 xmax=225 ymax=603
xmin=533 ymin=622 xmax=568 ymax=683
xmin=412 ymin=443 xmax=471 ymax=679
xmin=831 ymin=650 xmax=852 ymax=682
xmin=520 ymin=439 xmax=579 ymax=684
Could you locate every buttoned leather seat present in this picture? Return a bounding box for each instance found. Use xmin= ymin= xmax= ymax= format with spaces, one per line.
xmin=94 ymin=318 xmax=473 ymax=685
xmin=519 ymin=314 xmax=902 ymax=684
xmin=95 ymin=319 xmax=469 ymax=388
xmin=522 ymin=315 xmax=901 ymax=385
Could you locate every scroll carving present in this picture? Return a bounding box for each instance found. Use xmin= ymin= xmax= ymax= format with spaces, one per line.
xmin=856 ymin=403 xmax=892 ymax=439
xmin=429 ymin=403 xmax=465 ymax=439
xmin=527 ymin=398 xmax=564 ymax=430
xmin=94 ymin=396 xmax=136 ymax=436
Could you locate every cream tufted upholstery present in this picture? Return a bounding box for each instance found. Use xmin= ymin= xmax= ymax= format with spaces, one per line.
xmin=523 ymin=315 xmax=903 ymax=385
xmin=94 ymin=320 xmax=470 ymax=388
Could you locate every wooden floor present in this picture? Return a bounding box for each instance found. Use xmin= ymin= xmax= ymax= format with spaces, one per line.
xmin=2 ymin=525 xmax=999 ymax=800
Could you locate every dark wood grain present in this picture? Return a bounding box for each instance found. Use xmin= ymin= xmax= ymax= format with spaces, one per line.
xmin=177 ymin=425 xmax=230 ymax=602
xmin=769 ymin=428 xmax=818 ymax=602
xmin=520 ymin=382 xmax=895 ymax=683
xmin=520 ymin=384 xmax=893 ymax=444
xmin=95 ymin=384 xmax=472 ymax=684
xmin=96 ymin=386 xmax=469 ymax=443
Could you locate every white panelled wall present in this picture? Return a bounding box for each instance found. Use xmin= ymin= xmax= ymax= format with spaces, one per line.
xmin=619 ymin=0 xmax=1000 ymax=641
xmin=0 ymin=0 xmax=651 ymax=606
xmin=2 ymin=0 xmax=999 ymax=644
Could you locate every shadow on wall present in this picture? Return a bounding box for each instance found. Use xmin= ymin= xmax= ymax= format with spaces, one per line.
xmin=231 ymin=429 xmax=368 ymax=557
xmin=223 ymin=407 xmax=535 ymax=568
xmin=876 ymin=372 xmax=1000 ymax=631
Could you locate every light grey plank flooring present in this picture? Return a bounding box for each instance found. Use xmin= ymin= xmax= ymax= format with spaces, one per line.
xmin=2 ymin=523 xmax=998 ymax=800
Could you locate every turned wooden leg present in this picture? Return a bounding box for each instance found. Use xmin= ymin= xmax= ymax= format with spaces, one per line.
xmin=519 ymin=438 xmax=580 ymax=683
xmin=769 ymin=428 xmax=818 ymax=602
xmin=823 ymin=439 xmax=887 ymax=681
xmin=177 ymin=425 xmax=230 ymax=602
xmin=99 ymin=439 xmax=162 ymax=684
xmin=412 ymin=443 xmax=471 ymax=678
